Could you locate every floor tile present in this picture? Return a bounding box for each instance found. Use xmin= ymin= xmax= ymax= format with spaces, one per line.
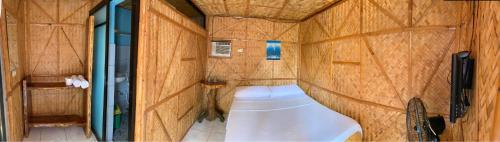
xmin=40 ymin=127 xmax=67 ymax=141
xmin=182 ymin=129 xmax=211 ymax=142
xmin=23 ymin=127 xmax=97 ymax=142
xmin=191 ymin=120 xmax=214 ymax=131
xmin=23 ymin=128 xmax=42 ymax=141
xmin=182 ymin=120 xmax=226 ymax=142
xmin=207 ymin=130 xmax=225 ymax=142
xmin=65 ymin=127 xmax=89 ymax=141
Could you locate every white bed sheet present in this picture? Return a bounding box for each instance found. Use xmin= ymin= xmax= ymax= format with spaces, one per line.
xmin=234 ymin=86 xmax=272 ymax=100
xmin=226 ymin=87 xmax=362 ymax=142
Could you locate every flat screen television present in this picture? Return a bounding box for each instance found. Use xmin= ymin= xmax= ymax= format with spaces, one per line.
xmin=450 ymin=51 xmax=474 ymax=123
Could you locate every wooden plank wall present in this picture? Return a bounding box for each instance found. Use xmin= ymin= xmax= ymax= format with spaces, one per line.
xmin=23 ymin=0 xmax=100 ymax=118
xmin=26 ymin=0 xmax=100 ymax=77
xmin=135 ymin=0 xmax=207 ymax=141
xmin=298 ymin=0 xmax=470 ymax=140
xmin=206 ymin=16 xmax=300 ymax=112
xmin=456 ymin=1 xmax=500 ymax=141
xmin=1 ymin=0 xmax=27 ymax=140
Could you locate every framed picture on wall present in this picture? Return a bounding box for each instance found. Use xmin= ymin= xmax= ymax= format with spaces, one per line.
xmin=266 ymin=40 xmax=281 ymax=60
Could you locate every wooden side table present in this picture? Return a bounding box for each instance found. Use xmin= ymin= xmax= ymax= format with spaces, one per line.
xmin=198 ymin=80 xmax=226 ymax=122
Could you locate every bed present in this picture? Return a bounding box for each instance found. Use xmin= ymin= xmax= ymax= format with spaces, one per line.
xmin=225 ymin=84 xmax=362 ymax=142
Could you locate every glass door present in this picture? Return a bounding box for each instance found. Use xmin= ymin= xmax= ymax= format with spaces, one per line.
xmin=89 ymin=0 xmax=136 ymax=140
xmin=90 ymin=3 xmax=108 ymax=140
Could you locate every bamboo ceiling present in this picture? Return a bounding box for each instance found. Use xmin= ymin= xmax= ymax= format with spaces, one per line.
xmin=191 ymin=0 xmax=341 ymax=21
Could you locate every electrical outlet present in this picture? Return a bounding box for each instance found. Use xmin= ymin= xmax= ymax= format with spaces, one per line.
xmin=237 ymin=48 xmax=244 ymax=53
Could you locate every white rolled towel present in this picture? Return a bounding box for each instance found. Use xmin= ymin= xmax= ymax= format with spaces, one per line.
xmin=71 ymin=75 xmax=81 ymax=88
xmin=64 ymin=77 xmax=73 ymax=86
xmin=78 ymin=75 xmax=90 ymax=89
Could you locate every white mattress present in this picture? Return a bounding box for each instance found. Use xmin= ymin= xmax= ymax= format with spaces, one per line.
xmin=226 ymin=85 xmax=362 ymax=142
xmin=234 ymin=86 xmax=272 ymax=100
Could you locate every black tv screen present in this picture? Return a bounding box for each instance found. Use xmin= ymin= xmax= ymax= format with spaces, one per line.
xmin=450 ymin=51 xmax=473 ymax=123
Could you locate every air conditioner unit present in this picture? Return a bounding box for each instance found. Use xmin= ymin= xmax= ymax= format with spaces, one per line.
xmin=211 ymin=40 xmax=231 ymax=57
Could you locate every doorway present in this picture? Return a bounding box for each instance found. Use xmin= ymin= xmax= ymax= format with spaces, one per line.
xmin=112 ymin=1 xmax=133 ymax=141
xmin=89 ymin=0 xmax=135 ymax=141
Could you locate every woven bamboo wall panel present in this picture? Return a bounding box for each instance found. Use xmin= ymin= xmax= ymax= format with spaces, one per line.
xmin=206 ymin=16 xmax=299 ymax=112
xmin=6 ymin=13 xmax=21 ymax=78
xmin=448 ymin=2 xmax=500 ymax=141
xmin=448 ymin=12 xmax=474 ymax=136
xmin=411 ymin=29 xmax=454 ymax=100
xmin=362 ymin=32 xmax=409 ymax=109
xmin=2 ymin=0 xmax=27 ymax=140
xmin=299 ymin=0 xmax=468 ymax=140
xmin=316 ymin=0 xmax=361 ymax=38
xmin=9 ymin=2 xmax=99 ymax=139
xmin=474 ymin=1 xmax=500 ymax=140
xmin=22 ymin=7 xmax=97 ymax=136
xmin=26 ymin=0 xmax=98 ymax=76
xmin=29 ymin=88 xmax=84 ymax=116
xmin=4 ymin=1 xmax=27 ymax=89
xmin=362 ymin=0 xmax=406 ymax=33
xmin=145 ymin=97 xmax=178 ymax=141
xmin=4 ymin=8 xmax=27 ymax=91
xmin=412 ymin=0 xmax=461 ymax=27
xmin=6 ymin=87 xmax=24 ymax=141
xmin=135 ymin=0 xmax=207 ymax=140
xmin=360 ymin=40 xmax=405 ymax=109
xmin=192 ymin=0 xmax=341 ymax=21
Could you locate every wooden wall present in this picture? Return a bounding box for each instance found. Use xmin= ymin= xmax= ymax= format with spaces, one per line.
xmin=472 ymin=2 xmax=500 ymax=140
xmin=206 ymin=16 xmax=299 ymax=112
xmin=298 ymin=0 xmax=470 ymax=140
xmin=29 ymin=87 xmax=84 ymax=116
xmin=1 ymin=0 xmax=100 ymax=140
xmin=1 ymin=0 xmax=27 ymax=140
xmin=456 ymin=1 xmax=500 ymax=141
xmin=22 ymin=0 xmax=100 ymax=121
xmin=25 ymin=0 xmax=100 ymax=77
xmin=135 ymin=0 xmax=207 ymax=141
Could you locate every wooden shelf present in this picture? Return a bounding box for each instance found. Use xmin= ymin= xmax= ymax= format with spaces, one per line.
xmin=201 ymin=80 xmax=227 ymax=89
xmin=27 ymin=82 xmax=67 ymax=88
xmin=23 ymin=77 xmax=91 ymax=137
xmin=26 ymin=82 xmax=83 ymax=90
xmin=29 ymin=115 xmax=85 ymax=128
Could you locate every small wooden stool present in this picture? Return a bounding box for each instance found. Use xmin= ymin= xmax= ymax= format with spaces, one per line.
xmin=198 ymin=80 xmax=226 ymax=122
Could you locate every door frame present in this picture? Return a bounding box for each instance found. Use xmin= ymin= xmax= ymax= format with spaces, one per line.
xmin=0 ymin=5 xmax=9 ymax=140
xmin=89 ymin=0 xmax=110 ymax=140
xmin=128 ymin=0 xmax=139 ymax=140
xmin=89 ymin=0 xmax=138 ymax=140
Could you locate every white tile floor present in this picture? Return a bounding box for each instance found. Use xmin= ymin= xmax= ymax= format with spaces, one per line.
xmin=182 ymin=120 xmax=226 ymax=142
xmin=23 ymin=127 xmax=97 ymax=142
